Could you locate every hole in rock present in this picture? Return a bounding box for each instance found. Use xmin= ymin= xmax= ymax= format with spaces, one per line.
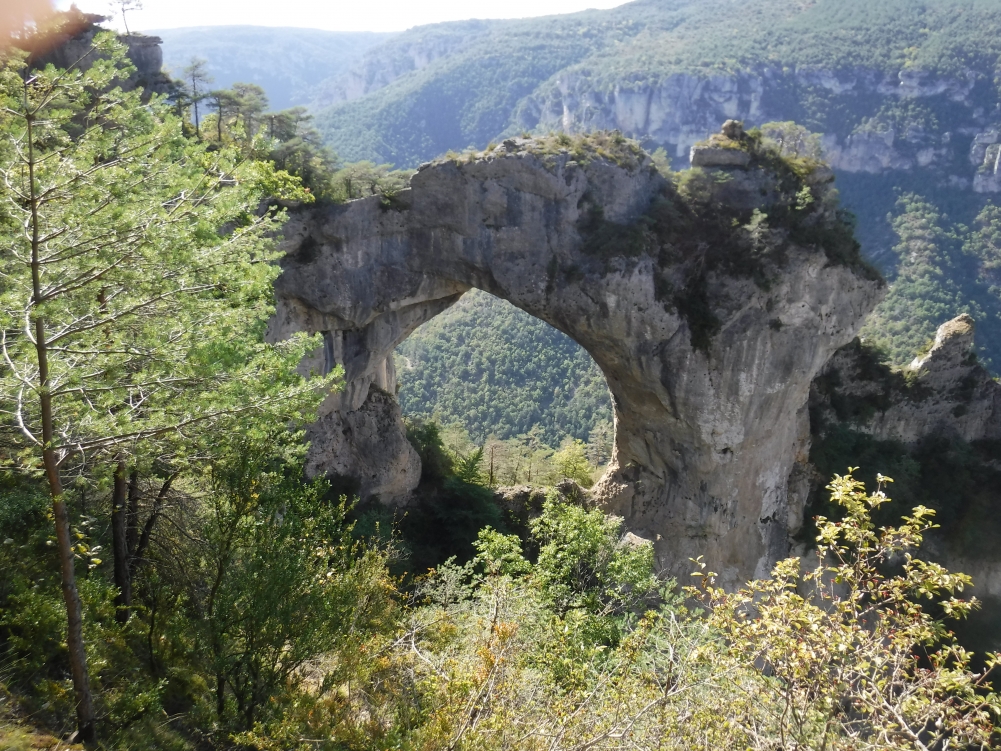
xmin=392 ymin=289 xmax=614 ymax=487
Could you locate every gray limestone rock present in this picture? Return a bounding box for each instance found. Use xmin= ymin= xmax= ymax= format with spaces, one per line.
xmin=813 ymin=315 xmax=1001 ymax=447
xmin=807 ymin=314 xmax=1001 ymax=642
xmin=690 ymin=145 xmax=751 ymax=168
xmin=268 ymin=134 xmax=883 ymax=587
xmin=521 ymin=66 xmax=976 ymax=177
xmin=27 ymin=12 xmax=173 ymax=98
xmin=304 ymin=387 xmax=421 ymax=501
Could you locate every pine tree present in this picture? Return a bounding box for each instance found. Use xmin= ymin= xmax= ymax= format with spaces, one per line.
xmin=0 ymin=35 xmax=331 ymax=741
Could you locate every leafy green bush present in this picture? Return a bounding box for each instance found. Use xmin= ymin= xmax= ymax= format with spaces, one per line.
xmin=695 ymin=470 xmax=1001 ymax=749
xmin=271 ymin=470 xmax=1000 ymax=750
xmin=0 ymin=488 xmax=167 ymax=739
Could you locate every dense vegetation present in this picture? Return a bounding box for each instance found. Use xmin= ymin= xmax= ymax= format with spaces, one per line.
xmin=860 ymin=193 xmax=1001 ymax=369
xmin=395 ymin=290 xmax=612 ymax=447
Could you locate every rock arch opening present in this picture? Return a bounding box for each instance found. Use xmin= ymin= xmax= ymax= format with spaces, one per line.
xmin=393 ymin=288 xmax=613 ymax=464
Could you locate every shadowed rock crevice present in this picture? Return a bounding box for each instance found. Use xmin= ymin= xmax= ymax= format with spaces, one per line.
xmin=267 ymin=129 xmax=884 ymax=586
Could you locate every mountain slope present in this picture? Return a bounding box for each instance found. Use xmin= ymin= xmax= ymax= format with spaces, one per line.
xmin=314 ymin=0 xmax=1001 ymax=166
xmin=394 ymin=290 xmax=612 ymax=446
xmin=154 ymin=26 xmax=394 ymax=110
xmin=312 ymin=10 xmax=637 ymax=165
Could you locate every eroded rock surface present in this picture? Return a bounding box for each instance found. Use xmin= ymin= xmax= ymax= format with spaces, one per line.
xmin=807 ymin=314 xmax=1001 ymax=646
xmin=812 ymin=314 xmax=1001 ymax=445
xmin=524 ymin=67 xmax=981 ymax=181
xmin=25 ymin=11 xmax=173 ymax=97
xmin=269 ymin=131 xmax=883 ymax=586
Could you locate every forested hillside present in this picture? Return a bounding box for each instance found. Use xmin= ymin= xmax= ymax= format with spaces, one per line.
xmin=314 ymin=0 xmax=1001 ymax=167
xmin=394 ymin=290 xmax=612 ymax=446
xmin=313 ymin=0 xmax=1001 ymax=380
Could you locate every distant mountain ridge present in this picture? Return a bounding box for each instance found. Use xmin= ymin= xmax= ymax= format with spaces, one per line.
xmin=309 ymin=19 xmax=498 ymax=110
xmin=152 ymin=25 xmax=394 ymax=111
xmin=313 ymin=0 xmax=1001 ymax=168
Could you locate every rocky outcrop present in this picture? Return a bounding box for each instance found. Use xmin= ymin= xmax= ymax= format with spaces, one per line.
xmin=304 ymin=387 xmax=422 ymax=500
xmin=514 ymin=66 xmax=986 ymax=181
xmin=812 ymin=314 xmax=1001 ymax=446
xmin=807 ymin=314 xmax=1001 ymax=647
xmin=972 ymin=132 xmax=1001 ymax=193
xmin=22 ymin=10 xmax=172 ymax=97
xmin=269 ymin=130 xmax=882 ymax=586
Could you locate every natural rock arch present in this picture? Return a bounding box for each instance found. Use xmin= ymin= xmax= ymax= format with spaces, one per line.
xmin=267 ymin=131 xmax=883 ymax=586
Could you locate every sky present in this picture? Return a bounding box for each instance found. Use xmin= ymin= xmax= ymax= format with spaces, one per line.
xmin=53 ymin=0 xmax=630 ymax=33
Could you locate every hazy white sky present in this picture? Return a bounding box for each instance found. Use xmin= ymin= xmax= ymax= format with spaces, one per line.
xmin=56 ymin=0 xmax=630 ymax=33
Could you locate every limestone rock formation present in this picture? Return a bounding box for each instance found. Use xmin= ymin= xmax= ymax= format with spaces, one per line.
xmin=21 ymin=10 xmax=173 ymax=98
xmin=304 ymin=388 xmax=422 ymax=500
xmin=270 ymin=128 xmax=883 ymax=586
xmin=808 ymin=315 xmax=1001 ymax=643
xmin=812 ymin=314 xmax=1001 ymax=446
xmin=524 ymin=67 xmax=979 ymax=178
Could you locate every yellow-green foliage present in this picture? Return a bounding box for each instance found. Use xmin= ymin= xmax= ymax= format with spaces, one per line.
xmin=0 ymin=724 xmax=83 ymax=751
xmin=448 ymin=131 xmax=648 ymax=173
xmin=234 ymin=473 xmax=999 ymax=750
xmin=550 ymin=439 xmax=594 ymax=488
xmin=694 ymin=470 xmax=1000 ymax=750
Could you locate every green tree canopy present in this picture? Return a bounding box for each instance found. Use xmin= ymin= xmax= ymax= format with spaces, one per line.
xmin=0 ymin=35 xmax=331 ymax=740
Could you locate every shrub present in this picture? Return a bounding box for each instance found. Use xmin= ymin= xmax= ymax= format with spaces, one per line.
xmin=693 ymin=470 xmax=1001 ymax=750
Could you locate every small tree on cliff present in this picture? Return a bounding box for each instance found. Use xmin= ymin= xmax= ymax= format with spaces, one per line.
xmin=0 ymin=36 xmax=331 ymax=741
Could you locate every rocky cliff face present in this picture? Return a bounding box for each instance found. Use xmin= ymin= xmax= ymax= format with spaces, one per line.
xmin=813 ymin=314 xmax=1001 ymax=445
xmin=516 ymin=66 xmax=991 ymax=183
xmin=269 ymin=129 xmax=882 ymax=586
xmin=24 ymin=10 xmax=172 ymax=97
xmin=321 ymin=29 xmax=999 ymax=193
xmin=807 ymin=314 xmax=1001 ymax=648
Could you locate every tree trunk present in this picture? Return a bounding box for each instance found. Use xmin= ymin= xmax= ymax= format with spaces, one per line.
xmin=37 ymin=319 xmax=96 ymax=743
xmin=26 ymin=100 xmax=96 ymax=743
xmin=130 ymin=473 xmax=175 ymax=577
xmin=51 ymin=484 xmax=96 ymax=744
xmin=126 ymin=470 xmax=140 ymax=556
xmin=216 ymin=673 xmax=226 ymax=720
xmin=111 ymin=460 xmax=132 ymax=623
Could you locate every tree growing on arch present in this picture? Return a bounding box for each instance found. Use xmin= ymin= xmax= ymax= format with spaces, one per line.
xmin=0 ymin=35 xmax=332 ymax=742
